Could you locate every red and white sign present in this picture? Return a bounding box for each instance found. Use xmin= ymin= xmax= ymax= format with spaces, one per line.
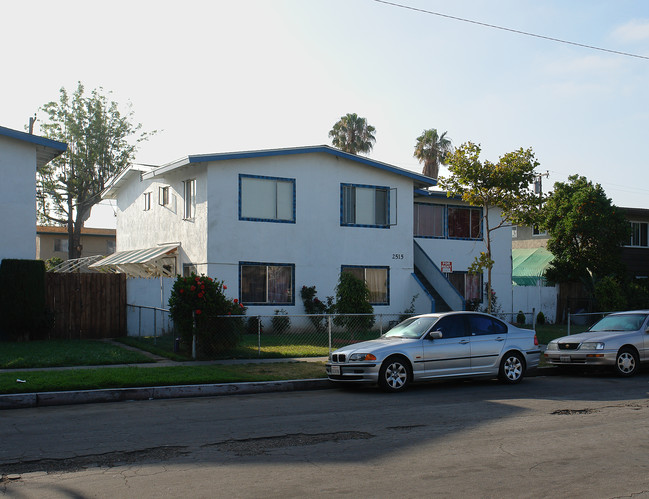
xmin=441 ymin=261 xmax=452 ymax=273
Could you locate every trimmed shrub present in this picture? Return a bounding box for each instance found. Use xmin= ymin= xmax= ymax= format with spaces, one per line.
xmin=0 ymin=259 xmax=47 ymax=341
xmin=536 ymin=311 xmax=546 ymax=325
xmin=332 ymin=271 xmax=374 ymax=330
xmin=516 ymin=310 xmax=526 ymax=325
xmin=271 ymin=309 xmax=291 ymax=334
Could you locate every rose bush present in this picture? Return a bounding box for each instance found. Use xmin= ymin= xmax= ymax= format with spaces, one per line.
xmin=169 ymin=274 xmax=246 ymax=357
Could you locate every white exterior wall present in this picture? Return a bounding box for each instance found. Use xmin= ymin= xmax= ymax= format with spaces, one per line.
xmin=114 ymin=164 xmax=209 ymax=273
xmin=0 ymin=136 xmax=37 ymax=260
xmin=204 ymin=153 xmax=417 ymax=315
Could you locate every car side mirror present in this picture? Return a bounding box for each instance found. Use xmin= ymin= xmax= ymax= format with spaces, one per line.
xmin=428 ymin=331 xmax=443 ymax=340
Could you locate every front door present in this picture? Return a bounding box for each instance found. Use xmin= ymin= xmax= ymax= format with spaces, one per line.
xmin=421 ymin=314 xmax=471 ymax=378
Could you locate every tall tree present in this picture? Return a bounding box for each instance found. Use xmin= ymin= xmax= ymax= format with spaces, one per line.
xmin=439 ymin=142 xmax=543 ymax=313
xmin=328 ymin=113 xmax=376 ymax=155
xmin=37 ymin=82 xmax=153 ymax=259
xmin=541 ymin=175 xmax=629 ymax=286
xmin=414 ymin=128 xmax=453 ymax=179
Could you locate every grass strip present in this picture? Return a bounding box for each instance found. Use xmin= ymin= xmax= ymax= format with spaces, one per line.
xmin=0 ymin=340 xmax=154 ymax=369
xmin=0 ymin=362 xmax=327 ymax=395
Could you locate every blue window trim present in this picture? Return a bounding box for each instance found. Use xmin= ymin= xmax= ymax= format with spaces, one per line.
xmin=413 ymin=202 xmax=446 ymax=239
xmin=446 ymin=205 xmax=483 ymax=241
xmin=239 ymin=174 xmax=296 ymax=224
xmin=340 ymin=264 xmax=390 ymax=306
xmin=239 ymin=261 xmax=296 ymax=306
xmin=340 ymin=183 xmax=390 ymax=229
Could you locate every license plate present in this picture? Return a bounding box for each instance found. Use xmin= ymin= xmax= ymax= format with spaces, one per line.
xmin=560 ymin=355 xmax=571 ymax=363
xmin=331 ymin=365 xmax=341 ymax=375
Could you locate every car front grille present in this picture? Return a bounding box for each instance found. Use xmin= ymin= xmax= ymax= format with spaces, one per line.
xmin=558 ymin=343 xmax=580 ymax=350
xmin=331 ymin=353 xmax=346 ymax=363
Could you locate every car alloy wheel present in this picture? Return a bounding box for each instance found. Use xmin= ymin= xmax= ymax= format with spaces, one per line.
xmin=615 ymin=348 xmax=638 ymax=377
xmin=499 ymin=352 xmax=524 ymax=384
xmin=379 ymin=356 xmax=411 ymax=392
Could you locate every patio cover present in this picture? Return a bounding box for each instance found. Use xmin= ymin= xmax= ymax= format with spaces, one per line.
xmin=89 ymin=244 xmax=179 ymax=277
xmin=512 ymin=247 xmax=554 ymax=286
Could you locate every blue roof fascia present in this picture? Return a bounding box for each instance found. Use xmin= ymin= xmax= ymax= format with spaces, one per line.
xmin=184 ymin=145 xmax=437 ymax=186
xmin=414 ymin=188 xmax=463 ymax=200
xmin=0 ymin=125 xmax=67 ymax=152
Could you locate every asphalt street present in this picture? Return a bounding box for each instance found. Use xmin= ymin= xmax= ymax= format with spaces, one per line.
xmin=2 ymin=371 xmax=649 ymax=498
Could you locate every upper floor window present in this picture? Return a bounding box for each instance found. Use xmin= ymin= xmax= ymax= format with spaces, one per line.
xmin=54 ymin=238 xmax=68 ymax=253
xmin=629 ymin=221 xmax=648 ymax=247
xmin=159 ymin=186 xmax=170 ymax=206
xmin=448 ymin=206 xmax=482 ymax=239
xmin=512 ymin=225 xmax=518 ymax=238
xmin=414 ymin=203 xmax=444 ymax=238
xmin=183 ymin=179 xmax=196 ymax=220
xmin=532 ymin=225 xmax=547 ymax=236
xmin=239 ymin=174 xmax=295 ymax=223
xmin=341 ymin=184 xmax=389 ymax=228
xmin=240 ymin=262 xmax=294 ymax=305
xmin=341 ymin=265 xmax=389 ymax=305
xmin=143 ymin=192 xmax=151 ymax=211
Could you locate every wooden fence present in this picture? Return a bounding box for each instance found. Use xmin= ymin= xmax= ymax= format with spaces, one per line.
xmin=45 ymin=273 xmax=126 ymax=339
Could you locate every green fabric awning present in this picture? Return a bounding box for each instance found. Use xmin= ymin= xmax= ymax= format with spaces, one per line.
xmin=512 ymin=247 xmax=554 ymax=286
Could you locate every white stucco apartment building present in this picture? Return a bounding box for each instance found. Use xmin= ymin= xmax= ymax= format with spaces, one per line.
xmin=0 ymin=126 xmax=66 ymax=262
xmin=98 ymin=146 xmax=513 ymax=316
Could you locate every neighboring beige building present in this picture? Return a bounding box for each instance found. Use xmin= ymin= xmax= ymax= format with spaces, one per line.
xmin=36 ymin=226 xmax=116 ymax=261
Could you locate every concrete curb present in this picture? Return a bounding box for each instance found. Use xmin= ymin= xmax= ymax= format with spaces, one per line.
xmin=0 ymin=379 xmax=333 ymax=410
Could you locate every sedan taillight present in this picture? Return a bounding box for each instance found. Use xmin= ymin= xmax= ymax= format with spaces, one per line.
xmin=534 ymin=334 xmax=539 ymax=346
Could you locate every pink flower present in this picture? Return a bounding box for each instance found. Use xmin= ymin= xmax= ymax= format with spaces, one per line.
xmin=233 ymin=299 xmax=238 ymax=304
xmin=223 ymin=285 xmax=227 ymax=290
xmin=191 ymin=285 xmax=196 ymax=291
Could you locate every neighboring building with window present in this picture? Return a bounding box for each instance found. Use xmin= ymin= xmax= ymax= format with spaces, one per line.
xmin=98 ymin=145 xmax=514 ymax=315
xmin=36 ymin=226 xmax=116 ymax=261
xmin=622 ymin=208 xmax=649 ymax=279
xmin=0 ymin=126 xmax=66 ymax=262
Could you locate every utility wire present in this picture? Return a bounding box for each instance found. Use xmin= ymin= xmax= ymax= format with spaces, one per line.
xmin=373 ymin=0 xmax=649 ymax=60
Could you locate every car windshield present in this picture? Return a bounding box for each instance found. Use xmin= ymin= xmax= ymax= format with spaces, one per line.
xmin=588 ymin=313 xmax=648 ymax=332
xmin=383 ymin=317 xmax=438 ymax=339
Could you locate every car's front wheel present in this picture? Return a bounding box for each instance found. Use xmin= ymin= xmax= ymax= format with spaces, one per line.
xmin=378 ymin=356 xmax=411 ymax=392
xmin=614 ymin=347 xmax=639 ymax=377
xmin=499 ymin=351 xmax=525 ymax=384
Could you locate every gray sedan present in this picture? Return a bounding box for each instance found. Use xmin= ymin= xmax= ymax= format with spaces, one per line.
xmin=544 ymin=310 xmax=649 ymax=376
xmin=326 ymin=311 xmax=541 ymax=392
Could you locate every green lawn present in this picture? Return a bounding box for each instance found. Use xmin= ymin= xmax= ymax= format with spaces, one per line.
xmin=0 ymin=339 xmax=154 ymax=369
xmin=533 ymin=323 xmax=590 ymax=345
xmin=0 ymin=362 xmax=327 ymax=395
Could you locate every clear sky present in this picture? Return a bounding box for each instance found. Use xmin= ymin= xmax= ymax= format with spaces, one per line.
xmin=3 ymin=0 xmax=648 ymax=227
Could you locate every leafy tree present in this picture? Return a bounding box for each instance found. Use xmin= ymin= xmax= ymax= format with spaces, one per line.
xmin=541 ymin=175 xmax=629 ymax=286
xmin=413 ymin=128 xmax=453 ymax=179
xmin=37 ymin=82 xmax=153 ymax=259
xmin=439 ymin=142 xmax=543 ymax=313
xmin=328 ymin=113 xmax=376 ymax=154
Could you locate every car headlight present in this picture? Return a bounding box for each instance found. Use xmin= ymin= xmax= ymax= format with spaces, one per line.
xmin=579 ymin=342 xmax=605 ymax=350
xmin=349 ymin=353 xmax=377 ymax=361
xmin=546 ymin=342 xmax=558 ymax=351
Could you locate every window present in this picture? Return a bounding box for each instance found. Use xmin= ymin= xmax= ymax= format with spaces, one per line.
xmin=54 ymin=238 xmax=68 ymax=253
xmin=341 ymin=184 xmax=389 ymax=227
xmin=341 ymin=265 xmax=389 ymax=305
xmin=447 ymin=207 xmax=482 ymax=239
xmin=448 ymin=272 xmax=482 ymax=303
xmin=468 ymin=315 xmax=507 ymax=336
xmin=511 ymin=225 xmax=518 ymax=238
xmin=183 ymin=179 xmax=196 ymax=220
xmin=106 ymin=240 xmax=115 ymax=254
xmin=239 ymin=175 xmax=295 ymax=223
xmin=183 ymin=263 xmax=197 ymax=277
xmin=432 ymin=315 xmax=468 ymax=339
xmin=629 ymin=222 xmax=648 ymax=247
xmin=143 ymin=192 xmax=151 ymax=211
xmin=159 ymin=186 xmax=169 ymax=206
xmin=240 ymin=262 xmax=294 ymax=305
xmin=532 ymin=225 xmax=547 ymax=236
xmin=414 ymin=203 xmax=444 ymax=237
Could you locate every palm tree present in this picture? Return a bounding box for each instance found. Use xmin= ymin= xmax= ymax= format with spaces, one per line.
xmin=414 ymin=128 xmax=453 ymax=179
xmin=329 ymin=113 xmax=376 ymax=155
